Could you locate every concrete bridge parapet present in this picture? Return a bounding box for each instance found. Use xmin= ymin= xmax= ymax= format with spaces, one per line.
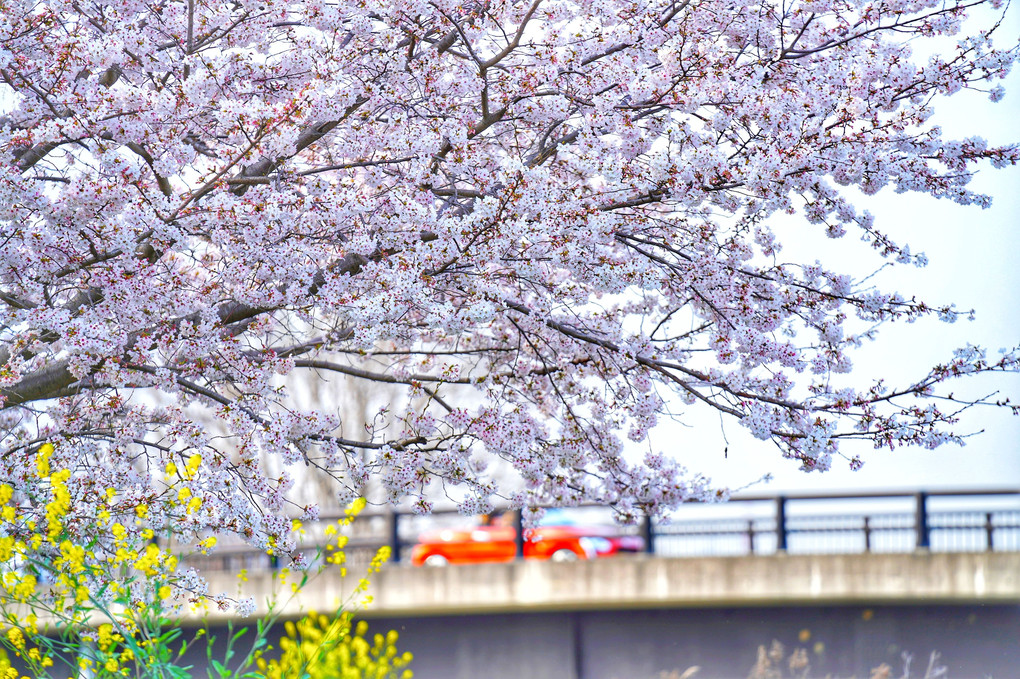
xmin=196 ymin=551 xmax=1020 ymax=623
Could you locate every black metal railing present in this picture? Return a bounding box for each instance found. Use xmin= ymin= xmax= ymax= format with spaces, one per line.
xmin=184 ymin=489 xmax=1020 ymax=571
xmin=651 ymin=489 xmax=1020 ymax=558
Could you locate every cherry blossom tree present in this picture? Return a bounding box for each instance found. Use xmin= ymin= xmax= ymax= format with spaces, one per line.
xmin=1 ymin=0 xmax=1018 ymax=563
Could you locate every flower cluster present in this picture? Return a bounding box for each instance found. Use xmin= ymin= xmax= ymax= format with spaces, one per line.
xmin=0 ymin=477 xmax=399 ymax=679
xmin=256 ymin=615 xmax=412 ymax=679
xmin=0 ymin=444 xmax=180 ymax=615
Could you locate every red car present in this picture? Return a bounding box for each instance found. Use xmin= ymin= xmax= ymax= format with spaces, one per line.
xmin=410 ymin=514 xmax=644 ymax=566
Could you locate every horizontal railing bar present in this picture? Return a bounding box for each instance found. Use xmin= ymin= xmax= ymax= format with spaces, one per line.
xmin=306 ymin=489 xmax=1020 ymax=523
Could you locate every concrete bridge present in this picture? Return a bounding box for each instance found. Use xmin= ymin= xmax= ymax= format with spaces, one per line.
xmin=191 ymin=552 xmax=1020 ymax=678
xmin=182 ymin=490 xmax=1020 ymax=679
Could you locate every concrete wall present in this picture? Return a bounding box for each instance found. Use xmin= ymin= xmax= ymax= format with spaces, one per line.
xmin=198 ymin=551 xmax=1020 ymax=622
xmin=367 ymin=604 xmax=1020 ymax=679
xmin=189 ymin=604 xmax=1020 ymax=679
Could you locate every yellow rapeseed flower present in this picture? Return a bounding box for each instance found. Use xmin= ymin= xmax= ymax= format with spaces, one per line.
xmin=35 ymin=443 xmax=54 ymax=479
xmin=184 ymin=454 xmax=202 ymax=480
xmin=132 ymin=543 xmax=164 ymax=577
xmin=5 ymin=628 xmax=24 ymax=651
xmin=22 ymin=615 xmax=37 ymax=636
xmin=97 ymin=624 xmax=113 ymax=648
xmin=58 ymin=540 xmax=87 ymax=575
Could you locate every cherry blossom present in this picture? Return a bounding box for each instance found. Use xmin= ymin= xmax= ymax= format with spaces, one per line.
xmin=0 ymin=0 xmax=1016 ymax=566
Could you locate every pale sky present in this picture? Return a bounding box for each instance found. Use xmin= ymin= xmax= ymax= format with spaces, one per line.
xmin=655 ymin=12 xmax=1020 ymax=496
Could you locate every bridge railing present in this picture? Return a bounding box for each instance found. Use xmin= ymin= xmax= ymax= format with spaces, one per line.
xmin=182 ymin=489 xmax=1020 ymax=572
xmin=650 ymin=490 xmax=1020 ymax=557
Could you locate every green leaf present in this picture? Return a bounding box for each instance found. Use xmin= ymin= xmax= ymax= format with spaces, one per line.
xmin=209 ymin=658 xmax=230 ymax=679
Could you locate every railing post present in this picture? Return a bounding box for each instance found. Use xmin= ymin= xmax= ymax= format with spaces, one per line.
xmin=746 ymin=519 xmax=756 ymax=555
xmin=985 ymin=512 xmax=995 ymax=552
xmin=915 ymin=492 xmax=930 ymax=550
xmin=641 ymin=513 xmax=655 ymax=555
xmin=513 ymin=510 xmax=525 ymax=559
xmin=775 ymin=496 xmax=787 ymax=552
xmin=389 ymin=511 xmax=402 ymax=564
xmin=863 ymin=516 xmax=872 ymax=553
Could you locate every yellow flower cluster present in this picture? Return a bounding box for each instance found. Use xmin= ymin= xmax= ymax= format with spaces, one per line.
xmin=0 ymin=644 xmax=50 ymax=679
xmin=0 ymin=616 xmax=53 ymax=678
xmin=71 ymin=623 xmax=138 ymax=677
xmin=163 ymin=454 xmax=207 ymax=517
xmin=0 ymin=441 xmax=184 ymax=677
xmin=257 ymin=613 xmax=413 ymax=679
xmin=0 ymin=446 xmax=180 ymax=615
xmin=322 ymin=498 xmax=371 ymax=574
xmin=0 ymin=442 xmax=185 ymax=648
xmin=0 ymin=443 xmax=406 ymax=679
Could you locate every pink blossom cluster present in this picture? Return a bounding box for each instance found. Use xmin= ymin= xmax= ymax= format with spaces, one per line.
xmin=0 ymin=0 xmax=1017 ymax=577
